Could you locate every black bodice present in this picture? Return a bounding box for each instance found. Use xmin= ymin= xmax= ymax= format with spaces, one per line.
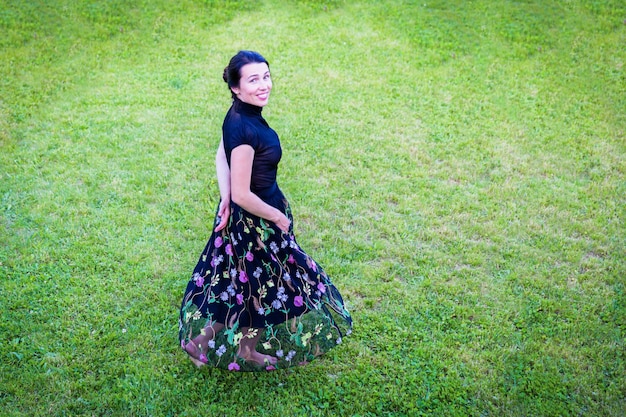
xmin=222 ymin=98 xmax=282 ymax=193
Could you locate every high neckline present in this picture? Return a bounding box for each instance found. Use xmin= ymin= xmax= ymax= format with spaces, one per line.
xmin=233 ymin=97 xmax=263 ymax=116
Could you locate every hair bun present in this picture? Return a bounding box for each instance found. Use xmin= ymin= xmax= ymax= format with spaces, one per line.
xmin=222 ymin=66 xmax=229 ymax=84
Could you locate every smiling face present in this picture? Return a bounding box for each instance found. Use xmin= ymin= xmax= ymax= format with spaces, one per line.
xmin=231 ymin=62 xmax=272 ymax=107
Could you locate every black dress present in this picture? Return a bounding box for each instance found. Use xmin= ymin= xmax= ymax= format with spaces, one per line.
xmin=179 ymin=98 xmax=352 ymax=371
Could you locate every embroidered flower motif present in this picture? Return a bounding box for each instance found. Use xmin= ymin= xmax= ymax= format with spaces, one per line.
xmin=212 ymin=255 xmax=224 ymax=267
xmin=294 ymin=296 xmax=304 ymax=308
xmin=214 ymin=236 xmax=223 ymax=248
xmin=245 ymin=251 xmax=254 ymax=262
xmin=257 ymin=307 xmax=266 ymax=315
xmin=225 ymin=244 xmax=233 ymax=256
xmin=220 ymin=291 xmax=229 ymax=301
xmin=271 ymin=299 xmax=282 ymax=309
xmin=277 ymin=287 xmax=288 ymax=303
xmin=216 ymin=345 xmax=226 ymax=357
xmin=228 ymin=362 xmax=240 ymax=371
xmin=239 ymin=270 xmax=249 ymax=283
xmin=287 ymin=254 xmax=295 ymax=264
xmin=236 ymin=294 xmax=244 ymax=305
xmin=227 ymin=284 xmax=236 ymax=296
xmin=317 ymin=282 xmax=326 ymax=294
xmin=253 ymin=267 xmax=262 ymax=279
xmin=193 ymin=273 xmax=204 ymax=287
xmin=208 ymin=340 xmax=216 ymax=349
xmin=275 ymin=349 xmax=284 ymax=358
xmin=285 ymin=350 xmax=296 ymax=361
xmin=269 ymin=242 xmax=279 ymax=253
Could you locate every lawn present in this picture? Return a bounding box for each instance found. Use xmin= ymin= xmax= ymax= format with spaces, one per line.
xmin=1 ymin=0 xmax=624 ymax=416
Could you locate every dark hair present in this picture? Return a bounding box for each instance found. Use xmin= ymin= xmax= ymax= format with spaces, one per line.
xmin=223 ymin=50 xmax=270 ymax=98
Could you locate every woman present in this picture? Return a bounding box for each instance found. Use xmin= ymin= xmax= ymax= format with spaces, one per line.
xmin=179 ymin=50 xmax=352 ymax=371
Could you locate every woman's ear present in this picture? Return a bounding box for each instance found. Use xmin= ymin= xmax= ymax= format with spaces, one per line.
xmin=231 ymin=87 xmax=239 ymax=95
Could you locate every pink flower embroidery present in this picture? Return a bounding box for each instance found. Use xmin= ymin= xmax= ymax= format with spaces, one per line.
xmin=193 ymin=273 xmax=204 ymax=287
xmin=215 ymin=236 xmax=223 ymax=248
xmin=225 ymin=244 xmax=233 ymax=256
xmin=228 ymin=362 xmax=240 ymax=371
xmin=239 ymin=270 xmax=248 ymax=283
xmin=287 ymin=254 xmax=295 ymax=264
xmin=317 ymin=282 xmax=326 ymax=294
xmin=266 ymin=365 xmax=276 ymax=371
xmin=294 ymin=296 xmax=304 ymax=307
xmin=236 ymin=294 xmax=244 ymax=305
xmin=310 ymin=260 xmax=317 ymax=272
xmin=245 ymin=251 xmax=254 ymax=262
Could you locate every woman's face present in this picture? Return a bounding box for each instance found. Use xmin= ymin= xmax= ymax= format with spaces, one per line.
xmin=231 ymin=62 xmax=272 ymax=107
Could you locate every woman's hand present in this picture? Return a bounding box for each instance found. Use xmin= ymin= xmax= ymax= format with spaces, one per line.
xmin=214 ymin=200 xmax=230 ymax=232
xmin=273 ymin=211 xmax=291 ymax=233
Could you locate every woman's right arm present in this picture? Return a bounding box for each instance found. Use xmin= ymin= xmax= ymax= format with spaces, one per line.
xmin=230 ymin=144 xmax=290 ymax=232
xmin=214 ymin=136 xmax=231 ymax=232
xmin=215 ymin=136 xmax=230 ymax=202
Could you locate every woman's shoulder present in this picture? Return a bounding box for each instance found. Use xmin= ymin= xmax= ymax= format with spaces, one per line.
xmin=223 ymin=109 xmax=259 ymax=149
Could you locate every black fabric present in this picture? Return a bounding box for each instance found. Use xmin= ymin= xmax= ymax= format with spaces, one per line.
xmin=222 ymin=98 xmax=282 ymax=194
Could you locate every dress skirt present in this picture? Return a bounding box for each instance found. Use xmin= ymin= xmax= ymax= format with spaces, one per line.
xmin=179 ymin=183 xmax=352 ymax=371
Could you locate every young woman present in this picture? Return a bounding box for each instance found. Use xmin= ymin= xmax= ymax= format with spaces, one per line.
xmin=179 ymin=50 xmax=352 ymax=371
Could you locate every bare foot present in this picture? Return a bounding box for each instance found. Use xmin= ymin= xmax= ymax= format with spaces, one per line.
xmin=238 ymin=349 xmax=278 ymax=366
xmin=184 ymin=341 xmax=208 ymax=367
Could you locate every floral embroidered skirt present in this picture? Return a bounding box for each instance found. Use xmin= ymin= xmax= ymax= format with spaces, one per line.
xmin=179 ymin=183 xmax=352 ymax=371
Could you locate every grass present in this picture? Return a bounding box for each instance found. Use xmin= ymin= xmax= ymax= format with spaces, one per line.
xmin=1 ymin=0 xmax=625 ymax=415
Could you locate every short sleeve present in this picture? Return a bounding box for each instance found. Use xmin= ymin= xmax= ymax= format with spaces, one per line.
xmin=222 ymin=113 xmax=259 ymax=162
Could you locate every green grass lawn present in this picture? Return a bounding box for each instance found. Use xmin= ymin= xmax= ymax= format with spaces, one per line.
xmin=1 ymin=0 xmax=624 ymax=416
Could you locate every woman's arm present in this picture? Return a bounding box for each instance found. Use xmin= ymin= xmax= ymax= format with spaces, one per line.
xmin=214 ymin=137 xmax=231 ymax=232
xmin=215 ymin=136 xmax=230 ymax=202
xmin=230 ymin=145 xmax=290 ymax=232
